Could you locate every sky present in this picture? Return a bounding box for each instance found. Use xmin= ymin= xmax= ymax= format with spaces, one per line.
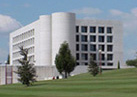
xmin=0 ymin=0 xmax=137 ymax=63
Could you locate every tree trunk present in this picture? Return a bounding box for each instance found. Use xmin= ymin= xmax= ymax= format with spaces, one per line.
xmin=65 ymin=72 xmax=67 ymax=78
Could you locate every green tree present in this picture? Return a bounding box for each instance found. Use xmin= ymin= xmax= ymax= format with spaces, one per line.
xmin=88 ymin=56 xmax=99 ymax=76
xmin=118 ymin=61 xmax=120 ymax=69
xmin=16 ymin=46 xmax=36 ymax=86
xmin=55 ymin=41 xmax=76 ymax=78
xmin=126 ymin=59 xmax=137 ymax=67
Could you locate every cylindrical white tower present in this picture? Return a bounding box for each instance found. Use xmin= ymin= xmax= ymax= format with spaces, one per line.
xmin=36 ymin=15 xmax=51 ymax=66
xmin=51 ymin=12 xmax=76 ymax=65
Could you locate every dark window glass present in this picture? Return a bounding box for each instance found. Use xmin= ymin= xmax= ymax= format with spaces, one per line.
xmin=107 ymin=36 xmax=113 ymax=43
xmin=101 ymin=54 xmax=105 ymax=61
xmin=76 ymin=62 xmax=79 ymax=65
xmin=81 ymin=26 xmax=87 ymax=33
xmin=81 ymin=44 xmax=88 ymax=51
xmin=98 ymin=45 xmax=105 ymax=51
xmin=90 ymin=44 xmax=96 ymax=51
xmin=85 ymin=63 xmax=88 ymax=66
xmin=76 ymin=35 xmax=79 ymax=42
xmin=107 ymin=63 xmax=113 ymax=66
xmin=99 ymin=36 xmax=105 ymax=42
xmin=107 ymin=27 xmax=112 ymax=33
xmin=76 ymin=26 xmax=79 ymax=33
xmin=76 ymin=44 xmax=79 ymax=51
xmin=107 ymin=54 xmax=113 ymax=61
xmin=90 ymin=35 xmax=96 ymax=42
xmin=76 ymin=53 xmax=79 ymax=60
xmin=99 ymin=27 xmax=104 ymax=33
xmin=90 ymin=26 xmax=96 ymax=33
xmin=81 ymin=53 xmax=88 ymax=60
xmin=102 ymin=63 xmax=105 ymax=66
xmin=90 ymin=53 xmax=96 ymax=61
xmin=107 ymin=45 xmax=113 ymax=52
xmin=81 ymin=35 xmax=88 ymax=42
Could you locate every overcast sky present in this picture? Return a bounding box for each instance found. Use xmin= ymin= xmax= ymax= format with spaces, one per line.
xmin=0 ymin=0 xmax=137 ymax=63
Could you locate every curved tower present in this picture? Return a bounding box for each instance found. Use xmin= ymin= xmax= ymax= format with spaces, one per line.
xmin=51 ymin=12 xmax=76 ymax=65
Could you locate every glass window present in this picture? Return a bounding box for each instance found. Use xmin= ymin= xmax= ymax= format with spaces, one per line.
xmin=107 ymin=63 xmax=113 ymax=66
xmin=107 ymin=27 xmax=112 ymax=33
xmin=81 ymin=53 xmax=88 ymax=60
xmin=90 ymin=44 xmax=96 ymax=51
xmin=76 ymin=53 xmax=79 ymax=60
xmin=107 ymin=54 xmax=113 ymax=61
xmin=76 ymin=35 xmax=79 ymax=42
xmin=99 ymin=27 xmax=104 ymax=33
xmin=90 ymin=53 xmax=96 ymax=61
xmin=81 ymin=44 xmax=88 ymax=51
xmin=81 ymin=35 xmax=88 ymax=42
xmin=107 ymin=45 xmax=113 ymax=52
xmin=101 ymin=54 xmax=105 ymax=61
xmin=81 ymin=26 xmax=87 ymax=33
xmin=76 ymin=62 xmax=80 ymax=65
xmin=76 ymin=44 xmax=79 ymax=51
xmin=90 ymin=35 xmax=96 ymax=42
xmin=99 ymin=36 xmax=105 ymax=42
xmin=90 ymin=26 xmax=96 ymax=33
xmin=102 ymin=63 xmax=105 ymax=66
xmin=98 ymin=45 xmax=105 ymax=51
xmin=107 ymin=36 xmax=113 ymax=43
xmin=76 ymin=26 xmax=79 ymax=33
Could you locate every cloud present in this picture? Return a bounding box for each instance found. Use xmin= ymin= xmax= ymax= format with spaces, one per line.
xmin=0 ymin=14 xmax=22 ymax=35
xmin=71 ymin=7 xmax=102 ymax=16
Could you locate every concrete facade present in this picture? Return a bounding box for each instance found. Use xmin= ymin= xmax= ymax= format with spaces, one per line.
xmin=10 ymin=12 xmax=124 ymax=69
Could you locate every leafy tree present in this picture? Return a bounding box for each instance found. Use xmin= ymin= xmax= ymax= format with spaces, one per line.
xmin=126 ymin=59 xmax=137 ymax=67
xmin=118 ymin=61 xmax=120 ymax=69
xmin=55 ymin=41 xmax=76 ymax=78
xmin=16 ymin=46 xmax=36 ymax=86
xmin=88 ymin=56 xmax=99 ymax=76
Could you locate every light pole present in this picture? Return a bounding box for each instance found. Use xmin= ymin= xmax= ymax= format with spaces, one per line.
xmin=99 ymin=50 xmax=102 ymax=74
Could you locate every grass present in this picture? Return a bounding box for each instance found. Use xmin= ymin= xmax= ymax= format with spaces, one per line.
xmin=1 ymin=68 xmax=137 ymax=97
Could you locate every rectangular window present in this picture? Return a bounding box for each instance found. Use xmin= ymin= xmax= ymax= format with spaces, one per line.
xmin=99 ymin=36 xmax=105 ymax=42
xmin=107 ymin=45 xmax=113 ymax=52
xmin=99 ymin=27 xmax=104 ymax=33
xmin=76 ymin=53 xmax=79 ymax=60
xmin=102 ymin=63 xmax=105 ymax=66
xmin=90 ymin=53 xmax=96 ymax=61
xmin=98 ymin=45 xmax=105 ymax=51
xmin=76 ymin=44 xmax=79 ymax=51
xmin=76 ymin=26 xmax=79 ymax=33
xmin=90 ymin=26 xmax=96 ymax=33
xmin=81 ymin=35 xmax=88 ymax=42
xmin=107 ymin=27 xmax=112 ymax=33
xmin=101 ymin=54 xmax=105 ymax=61
xmin=107 ymin=36 xmax=113 ymax=43
xmin=90 ymin=44 xmax=96 ymax=51
xmin=76 ymin=35 xmax=79 ymax=42
xmin=76 ymin=62 xmax=80 ymax=65
xmin=81 ymin=53 xmax=88 ymax=60
xmin=81 ymin=44 xmax=88 ymax=51
xmin=107 ymin=54 xmax=113 ymax=61
xmin=90 ymin=35 xmax=96 ymax=42
xmin=107 ymin=63 xmax=113 ymax=66
xmin=81 ymin=26 xmax=87 ymax=33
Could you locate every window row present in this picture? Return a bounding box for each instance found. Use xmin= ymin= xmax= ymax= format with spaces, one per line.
xmin=76 ymin=35 xmax=113 ymax=43
xmin=76 ymin=62 xmax=113 ymax=66
xmin=13 ymin=55 xmax=35 ymax=65
xmin=13 ymin=38 xmax=34 ymax=51
xmin=76 ymin=26 xmax=112 ymax=33
xmin=76 ymin=44 xmax=113 ymax=52
xmin=76 ymin=53 xmax=113 ymax=61
xmin=13 ymin=47 xmax=34 ymax=58
xmin=13 ymin=29 xmax=35 ymax=43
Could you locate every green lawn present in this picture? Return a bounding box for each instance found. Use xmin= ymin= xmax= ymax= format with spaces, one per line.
xmin=1 ymin=68 xmax=137 ymax=97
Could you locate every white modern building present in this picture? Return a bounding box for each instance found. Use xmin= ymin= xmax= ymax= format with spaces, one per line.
xmin=10 ymin=12 xmax=123 ymax=69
